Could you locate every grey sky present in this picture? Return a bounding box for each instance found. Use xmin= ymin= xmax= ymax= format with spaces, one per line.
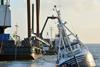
xmin=5 ymin=0 xmax=100 ymax=43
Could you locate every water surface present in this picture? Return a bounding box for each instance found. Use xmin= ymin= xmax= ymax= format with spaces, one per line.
xmin=0 ymin=44 xmax=99 ymax=67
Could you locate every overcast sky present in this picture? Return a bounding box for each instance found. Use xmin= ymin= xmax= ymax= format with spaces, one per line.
xmin=6 ymin=0 xmax=100 ymax=43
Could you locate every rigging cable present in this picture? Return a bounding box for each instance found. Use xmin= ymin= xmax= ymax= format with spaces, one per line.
xmin=68 ymin=21 xmax=77 ymax=36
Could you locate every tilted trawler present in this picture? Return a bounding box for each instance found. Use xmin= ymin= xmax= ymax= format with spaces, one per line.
xmin=50 ymin=6 xmax=96 ymax=67
xmin=35 ymin=5 xmax=96 ymax=66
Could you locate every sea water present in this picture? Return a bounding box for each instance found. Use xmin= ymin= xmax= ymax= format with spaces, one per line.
xmin=87 ymin=44 xmax=100 ymax=67
xmin=0 ymin=44 xmax=99 ymax=67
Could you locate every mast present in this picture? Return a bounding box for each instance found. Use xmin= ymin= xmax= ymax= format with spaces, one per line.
xmin=54 ymin=6 xmax=80 ymax=67
xmin=27 ymin=0 xmax=31 ymax=38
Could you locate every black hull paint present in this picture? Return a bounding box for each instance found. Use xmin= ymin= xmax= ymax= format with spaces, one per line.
xmin=0 ymin=55 xmax=34 ymax=61
xmin=0 ymin=39 xmax=34 ymax=61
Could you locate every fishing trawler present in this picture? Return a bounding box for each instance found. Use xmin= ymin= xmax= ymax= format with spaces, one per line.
xmin=48 ymin=6 xmax=96 ymax=67
xmin=0 ymin=0 xmax=35 ymax=60
xmin=0 ymin=0 xmax=50 ymax=61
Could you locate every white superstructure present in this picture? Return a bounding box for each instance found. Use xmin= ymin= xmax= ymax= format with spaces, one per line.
xmin=0 ymin=0 xmax=11 ymax=27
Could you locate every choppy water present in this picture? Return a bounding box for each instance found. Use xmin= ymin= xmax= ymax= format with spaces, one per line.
xmin=0 ymin=44 xmax=100 ymax=67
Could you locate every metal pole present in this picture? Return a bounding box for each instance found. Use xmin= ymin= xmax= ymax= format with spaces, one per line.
xmin=32 ymin=4 xmax=34 ymax=33
xmin=36 ymin=0 xmax=40 ymax=37
xmin=27 ymin=0 xmax=31 ymax=38
xmin=36 ymin=0 xmax=40 ymax=47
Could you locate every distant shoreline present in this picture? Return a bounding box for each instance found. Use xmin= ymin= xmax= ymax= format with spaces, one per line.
xmin=85 ymin=43 xmax=100 ymax=45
